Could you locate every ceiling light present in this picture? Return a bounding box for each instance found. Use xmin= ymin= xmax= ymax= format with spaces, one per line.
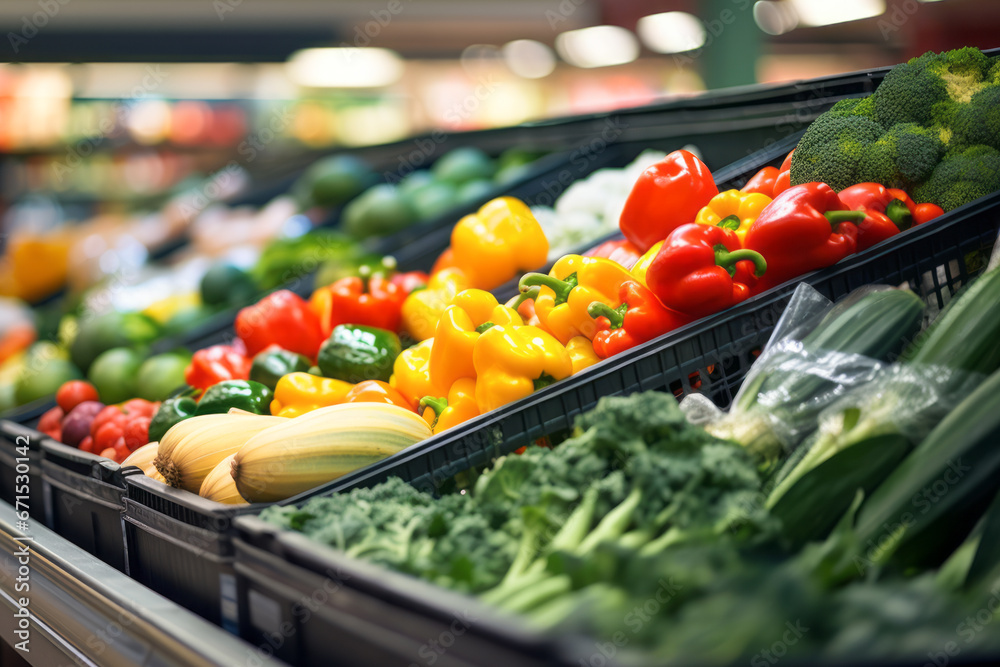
xmin=555 ymin=25 xmax=639 ymax=69
xmin=502 ymin=39 xmax=557 ymax=79
xmin=636 ymin=12 xmax=706 ymax=54
xmin=286 ymin=48 xmax=404 ymax=88
xmin=753 ymin=1 xmax=801 ymax=35
xmin=789 ymin=0 xmax=885 ymax=27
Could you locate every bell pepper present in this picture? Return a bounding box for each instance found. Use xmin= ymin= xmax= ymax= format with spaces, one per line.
xmin=774 ymin=149 xmax=794 ymax=197
xmin=518 ymin=254 xmax=635 ymax=344
xmin=631 ymin=241 xmax=662 ymax=286
xmin=744 ymin=183 xmax=861 ymax=294
xmin=646 ymin=224 xmax=767 ymax=318
xmin=565 ymin=336 xmax=600 ymax=374
xmin=270 ymin=372 xmax=353 ymax=418
xmin=400 ymin=267 xmax=470 ymax=341
xmin=450 ymin=197 xmax=549 ymax=290
xmin=431 ymin=247 xmax=457 ymax=274
xmin=321 ymin=266 xmax=406 ymax=333
xmin=694 ymin=189 xmax=773 ymax=244
xmin=587 ymin=280 xmax=694 ymax=358
xmin=472 ymin=324 xmax=573 ymax=413
xmin=837 ymin=183 xmax=913 ymax=252
xmin=148 ymin=393 xmax=198 ymax=443
xmin=317 ymin=324 xmax=402 ymax=384
xmin=249 ymin=346 xmax=312 ymax=392
xmin=184 ymin=343 xmax=251 ymax=391
xmin=390 ymin=338 xmax=436 ymax=408
xmin=618 ymin=149 xmax=719 ymax=252
xmin=429 ymin=289 xmax=523 ymax=391
xmin=741 ymin=166 xmax=779 ymax=198
xmin=195 ymin=380 xmax=273 ymax=416
xmin=583 ymin=239 xmax=642 ymax=271
xmin=419 ymin=378 xmax=479 ymax=434
xmin=390 ymin=270 xmax=429 ymax=295
xmin=236 ymin=290 xmax=325 ymax=359
xmin=343 ymin=380 xmax=414 ymax=410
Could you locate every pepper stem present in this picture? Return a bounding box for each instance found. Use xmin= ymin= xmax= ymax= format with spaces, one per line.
xmin=717 ymin=215 xmax=741 ymax=231
xmin=381 ymin=256 xmax=398 ymax=275
xmin=508 ymin=286 xmax=539 ymax=311
xmin=714 ymin=246 xmax=767 ymax=278
xmin=475 ymin=321 xmax=496 ymax=334
xmin=418 ymin=396 xmax=447 ymax=428
xmin=824 ymin=210 xmax=867 ymax=228
xmin=518 ymin=272 xmax=578 ymax=306
xmin=885 ymin=199 xmax=913 ymax=231
xmin=358 ymin=265 xmax=372 ymax=293
xmin=533 ymin=373 xmax=557 ymax=391
xmin=587 ymin=302 xmax=627 ymax=330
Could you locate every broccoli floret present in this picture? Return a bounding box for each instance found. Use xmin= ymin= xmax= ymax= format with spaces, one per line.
xmin=858 ymin=122 xmax=944 ymax=187
xmin=951 ymin=85 xmax=1000 ymax=151
xmin=913 ymin=145 xmax=1000 ymax=211
xmin=871 ymin=48 xmax=993 ymax=129
xmin=826 ymin=96 xmax=877 ymax=122
xmin=790 ymin=115 xmax=884 ymax=191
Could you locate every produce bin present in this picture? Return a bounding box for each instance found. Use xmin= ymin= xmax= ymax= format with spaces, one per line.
xmin=39 ymin=439 xmax=142 ymax=572
xmin=0 ymin=421 xmax=46 ymax=523
xmin=117 ymin=127 xmax=812 ymax=631
xmin=228 ymin=187 xmax=1000 ymax=665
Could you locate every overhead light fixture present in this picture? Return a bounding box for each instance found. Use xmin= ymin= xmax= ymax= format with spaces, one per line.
xmin=753 ymin=1 xmax=800 ymax=35
xmin=502 ymin=39 xmax=557 ymax=79
xmin=636 ymin=12 xmax=706 ymax=54
xmin=555 ymin=25 xmax=639 ymax=69
xmin=286 ymin=48 xmax=404 ymax=88
xmin=789 ymin=0 xmax=885 ymax=27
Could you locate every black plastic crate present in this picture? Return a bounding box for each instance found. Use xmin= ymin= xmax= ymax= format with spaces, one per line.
xmin=0 ymin=421 xmax=47 ymax=523
xmin=226 ymin=188 xmax=1000 ymax=666
xmin=38 ymin=439 xmax=142 ymax=572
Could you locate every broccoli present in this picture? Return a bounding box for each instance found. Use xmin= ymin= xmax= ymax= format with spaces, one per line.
xmin=858 ymin=122 xmax=944 ymax=187
xmin=951 ymin=85 xmax=1000 ymax=151
xmin=871 ymin=47 xmax=993 ymax=129
xmin=790 ymin=114 xmax=884 ymax=191
xmin=913 ymin=145 xmax=1000 ymax=211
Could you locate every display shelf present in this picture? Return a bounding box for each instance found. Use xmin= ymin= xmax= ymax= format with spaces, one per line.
xmin=0 ymin=500 xmax=286 ymax=667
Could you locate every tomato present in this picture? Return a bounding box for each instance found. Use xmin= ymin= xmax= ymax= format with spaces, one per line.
xmin=78 ymin=436 xmax=95 ymax=454
xmin=98 ymin=447 xmax=117 ymax=460
xmin=38 ymin=406 xmax=64 ymax=433
xmin=56 ymin=380 xmax=100 ymax=413
xmin=122 ymin=398 xmax=157 ymax=418
xmin=123 ymin=416 xmax=151 ymax=451
xmin=91 ymin=405 xmax=125 ymax=439
xmin=112 ymin=438 xmax=130 ymax=462
xmin=94 ymin=421 xmax=125 ymax=452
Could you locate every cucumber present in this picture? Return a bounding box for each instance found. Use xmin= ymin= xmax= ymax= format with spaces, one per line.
xmin=854 ymin=366 xmax=1000 ymax=571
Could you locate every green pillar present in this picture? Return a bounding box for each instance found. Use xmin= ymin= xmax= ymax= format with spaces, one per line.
xmin=698 ymin=0 xmax=763 ymax=89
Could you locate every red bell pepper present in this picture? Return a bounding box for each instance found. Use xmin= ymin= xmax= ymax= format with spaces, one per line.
xmin=390 ymin=270 xmax=429 ymax=295
xmin=184 ymin=343 xmax=251 ymax=390
xmin=235 ymin=290 xmax=325 ymax=359
xmin=645 ymin=223 xmax=767 ymax=317
xmin=322 ymin=267 xmax=406 ymax=333
xmin=779 ymin=149 xmax=795 ymax=174
xmin=741 ymin=166 xmax=779 ymax=198
xmin=838 ymin=183 xmax=914 ymax=251
xmin=586 ymin=280 xmax=692 ymax=358
xmin=618 ymin=150 xmax=719 ymax=253
xmin=583 ymin=238 xmax=642 ymax=270
xmin=744 ymin=183 xmax=860 ymax=294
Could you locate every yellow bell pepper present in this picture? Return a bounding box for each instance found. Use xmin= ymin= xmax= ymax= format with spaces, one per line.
xmin=694 ymin=189 xmax=772 ymax=244
xmin=390 ymin=338 xmax=436 ymax=407
xmin=566 ymin=336 xmax=600 ymax=375
xmin=472 ymin=324 xmax=573 ymax=413
xmin=270 ymin=372 xmax=353 ymax=418
xmin=631 ymin=241 xmax=662 ymax=286
xmin=451 ymin=197 xmax=549 ymax=291
xmin=400 ymin=267 xmax=470 ymax=341
xmin=418 ymin=378 xmax=480 ymax=434
xmin=429 ymin=289 xmax=523 ymax=392
xmin=518 ymin=254 xmax=634 ymax=345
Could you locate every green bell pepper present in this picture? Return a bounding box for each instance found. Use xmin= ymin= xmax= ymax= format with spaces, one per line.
xmin=194 ymin=380 xmax=274 ymax=416
xmin=148 ymin=395 xmax=198 ymax=443
xmin=249 ymin=347 xmax=312 ymax=392
xmin=317 ymin=324 xmax=401 ymax=384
